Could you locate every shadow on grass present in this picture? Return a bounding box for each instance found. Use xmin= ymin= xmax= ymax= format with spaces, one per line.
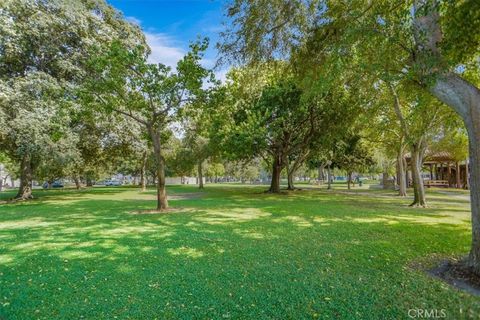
xmin=0 ymin=185 xmax=478 ymax=319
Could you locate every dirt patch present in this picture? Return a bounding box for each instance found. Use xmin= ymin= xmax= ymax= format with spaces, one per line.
xmin=428 ymin=259 xmax=480 ymax=296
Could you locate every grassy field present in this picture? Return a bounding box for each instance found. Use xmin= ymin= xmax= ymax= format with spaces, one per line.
xmin=0 ymin=184 xmax=478 ymax=319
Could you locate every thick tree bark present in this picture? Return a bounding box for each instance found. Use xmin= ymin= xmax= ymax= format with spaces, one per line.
xmin=269 ymin=156 xmax=282 ymax=193
xmin=149 ymin=127 xmax=168 ymax=210
xmin=15 ymin=154 xmax=33 ymax=200
xmin=410 ymin=143 xmax=427 ymax=207
xmin=419 ymin=64 xmax=480 ymax=270
xmin=197 ymin=160 xmax=204 ymax=189
xmin=465 ymin=109 xmax=480 ymax=272
xmin=397 ymin=148 xmax=407 ymax=196
xmin=347 ymin=172 xmax=352 ymax=190
xmin=140 ymin=151 xmax=147 ymax=192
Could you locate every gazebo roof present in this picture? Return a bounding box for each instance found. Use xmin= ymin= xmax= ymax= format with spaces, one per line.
xmin=405 ymin=150 xmax=457 ymax=164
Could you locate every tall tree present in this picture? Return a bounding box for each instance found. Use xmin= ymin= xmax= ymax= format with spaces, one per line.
xmin=84 ymin=40 xmax=212 ymax=210
xmin=0 ymin=0 xmax=143 ymax=199
xmin=331 ymin=134 xmax=374 ymax=190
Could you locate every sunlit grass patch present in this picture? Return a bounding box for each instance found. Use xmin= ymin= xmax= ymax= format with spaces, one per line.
xmin=0 ymin=185 xmax=477 ymax=319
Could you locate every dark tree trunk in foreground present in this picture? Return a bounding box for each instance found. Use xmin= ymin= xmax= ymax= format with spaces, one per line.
xmin=347 ymin=172 xmax=352 ymax=190
xmin=140 ymin=151 xmax=147 ymax=192
xmin=269 ymin=156 xmax=282 ymax=193
xmin=397 ymin=148 xmax=407 ymax=197
xmin=410 ymin=143 xmax=427 ymax=207
xmin=197 ymin=160 xmax=204 ymax=189
xmin=413 ymin=0 xmax=480 ymax=272
xmin=464 ymin=102 xmax=480 ymax=271
xmin=149 ymin=127 xmax=168 ymax=210
xmin=15 ymin=154 xmax=33 ymax=200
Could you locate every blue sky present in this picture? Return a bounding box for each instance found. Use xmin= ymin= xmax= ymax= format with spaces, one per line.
xmin=107 ymin=0 xmax=227 ymax=79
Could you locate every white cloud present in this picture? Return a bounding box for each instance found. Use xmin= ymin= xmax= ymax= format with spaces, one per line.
xmin=214 ymin=68 xmax=229 ymax=83
xmin=145 ymin=32 xmax=186 ymax=68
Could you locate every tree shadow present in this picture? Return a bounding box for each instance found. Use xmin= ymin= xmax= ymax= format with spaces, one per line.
xmin=0 ymin=186 xmax=478 ymax=319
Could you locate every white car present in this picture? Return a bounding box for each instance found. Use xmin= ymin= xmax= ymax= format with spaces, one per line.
xmin=105 ymin=180 xmax=122 ymax=186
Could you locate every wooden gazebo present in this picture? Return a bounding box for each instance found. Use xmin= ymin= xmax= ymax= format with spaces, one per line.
xmin=405 ymin=151 xmax=469 ymax=189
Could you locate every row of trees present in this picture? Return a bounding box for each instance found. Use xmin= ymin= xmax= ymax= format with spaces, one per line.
xmin=1 ymin=0 xmax=479 ymax=271
xmin=0 ymin=0 xmax=379 ymax=209
xmin=218 ymin=0 xmax=480 ymax=272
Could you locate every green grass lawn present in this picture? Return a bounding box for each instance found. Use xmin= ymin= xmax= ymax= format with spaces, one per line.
xmin=0 ymin=185 xmax=478 ymax=319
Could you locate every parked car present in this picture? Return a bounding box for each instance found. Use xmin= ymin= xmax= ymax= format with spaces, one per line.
xmin=42 ymin=181 xmax=64 ymax=189
xmin=105 ymin=180 xmax=121 ymax=186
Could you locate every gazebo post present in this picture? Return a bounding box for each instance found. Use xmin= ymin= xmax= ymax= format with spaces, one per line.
xmin=440 ymin=163 xmax=444 ymax=180
xmin=429 ymin=164 xmax=433 ymax=180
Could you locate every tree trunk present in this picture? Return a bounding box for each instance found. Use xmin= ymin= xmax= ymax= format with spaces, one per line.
xmin=15 ymin=154 xmax=33 ymax=200
xmin=410 ymin=143 xmax=427 ymax=207
xmin=73 ymin=176 xmax=81 ymax=190
xmin=197 ymin=160 xmax=204 ymax=189
xmin=456 ymin=161 xmax=461 ymax=189
xmin=269 ymin=156 xmax=282 ymax=193
xmin=347 ymin=172 xmax=352 ymax=190
xmin=86 ymin=177 xmax=93 ymax=187
xmin=287 ymin=169 xmax=294 ymax=190
xmin=140 ymin=151 xmax=147 ymax=192
xmin=149 ymin=127 xmax=168 ymax=210
xmin=318 ymin=164 xmax=325 ymax=183
xmin=414 ymin=0 xmax=480 ymax=268
xmin=397 ymin=149 xmax=407 ymax=197
xmin=382 ymin=171 xmax=389 ymax=190
xmin=415 ymin=52 xmax=480 ymax=269
xmin=327 ymin=165 xmax=332 ymax=190
xmin=465 ymin=112 xmax=480 ymax=272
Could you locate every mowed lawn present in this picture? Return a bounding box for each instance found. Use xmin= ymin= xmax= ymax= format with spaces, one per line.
xmin=0 ymin=184 xmax=478 ymax=319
